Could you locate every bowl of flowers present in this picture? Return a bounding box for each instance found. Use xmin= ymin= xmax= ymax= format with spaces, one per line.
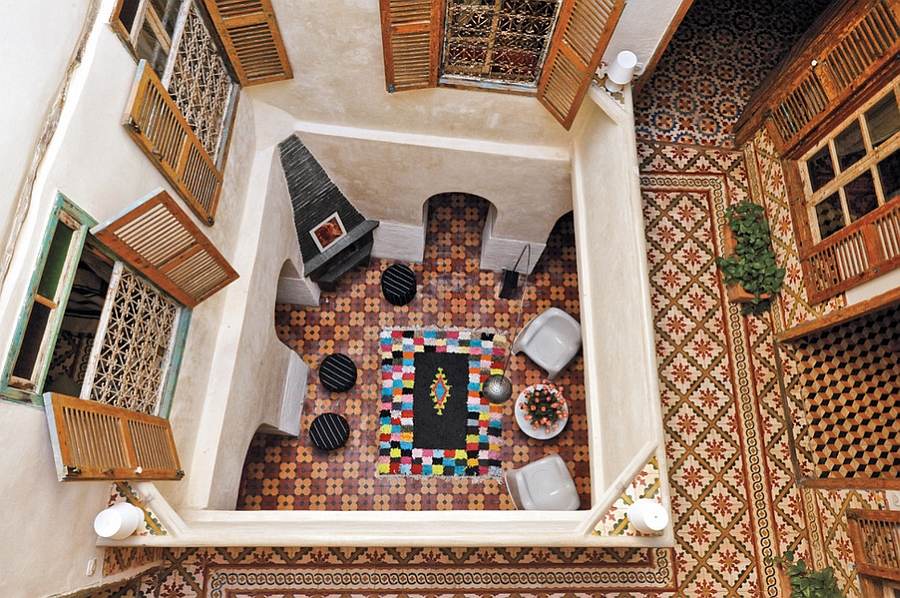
xmin=514 ymin=383 xmax=569 ymax=440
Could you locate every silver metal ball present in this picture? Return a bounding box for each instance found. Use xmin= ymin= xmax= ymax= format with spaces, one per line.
xmin=482 ymin=374 xmax=513 ymax=403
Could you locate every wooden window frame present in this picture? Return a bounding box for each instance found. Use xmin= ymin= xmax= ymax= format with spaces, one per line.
xmin=378 ymin=0 xmax=625 ymax=128
xmin=2 ymin=191 xmax=231 ymax=412
xmin=111 ymin=0 xmax=240 ymax=224
xmin=784 ymin=75 xmax=900 ymax=302
xmin=848 ymin=509 xmax=900 ymax=596
xmin=799 ymin=81 xmax=900 ymax=242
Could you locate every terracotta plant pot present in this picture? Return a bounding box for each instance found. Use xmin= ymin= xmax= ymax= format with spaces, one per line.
xmin=777 ymin=564 xmax=793 ymax=597
xmin=721 ymin=224 xmax=772 ymax=304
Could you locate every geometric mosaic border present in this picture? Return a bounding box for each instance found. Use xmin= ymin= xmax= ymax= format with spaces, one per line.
xmin=160 ymin=546 xmax=678 ymax=597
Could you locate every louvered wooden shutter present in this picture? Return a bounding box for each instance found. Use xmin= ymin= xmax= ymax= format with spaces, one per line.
xmin=91 ymin=189 xmax=239 ymax=308
xmin=735 ymin=0 xmax=900 ymax=154
xmin=44 ymin=393 xmax=183 ymax=481
xmin=203 ymin=0 xmax=293 ymax=86
xmin=379 ymin=0 xmax=443 ymax=92
xmin=537 ymin=0 xmax=625 ymax=129
xmin=124 ymin=60 xmax=223 ymax=225
xmin=771 ymin=0 xmax=900 ymax=154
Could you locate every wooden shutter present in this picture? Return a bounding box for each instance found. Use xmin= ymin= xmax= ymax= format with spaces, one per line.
xmin=735 ymin=0 xmax=900 ymax=154
xmin=203 ymin=0 xmax=293 ymax=86
xmin=379 ymin=0 xmax=443 ymax=92
xmin=124 ymin=60 xmax=223 ymax=225
xmin=44 ymin=392 xmax=183 ymax=481
xmin=537 ymin=0 xmax=625 ymax=129
xmin=91 ymin=189 xmax=239 ymax=308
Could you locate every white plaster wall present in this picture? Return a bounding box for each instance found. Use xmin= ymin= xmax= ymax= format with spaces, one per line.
xmin=604 ymin=0 xmax=692 ymax=75
xmin=0 ymin=402 xmax=109 ymax=597
xmin=250 ymin=0 xmax=573 ymax=148
xmin=0 ymin=0 xmax=91 ymax=265
xmin=0 ymin=4 xmax=261 ymax=594
xmin=0 ymin=6 xmax=169 ymax=596
xmin=92 ymin=85 xmax=673 ymax=549
xmin=297 ymin=128 xmax=573 ymax=245
xmin=158 ymin=93 xmax=261 ymax=508
xmin=242 ymin=0 xmax=683 ymax=266
xmin=0 ymin=0 xmax=683 ymax=583
xmin=572 ymin=87 xmax=666 ymax=493
xmin=181 ymin=144 xmax=307 ymax=510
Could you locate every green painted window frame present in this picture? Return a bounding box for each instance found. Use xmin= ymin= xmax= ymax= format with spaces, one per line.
xmin=1 ymin=195 xmax=94 ymax=405
xmin=1 ymin=194 xmax=191 ymax=418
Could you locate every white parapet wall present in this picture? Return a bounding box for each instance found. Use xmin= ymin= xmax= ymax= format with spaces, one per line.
xmin=102 ymin=82 xmax=671 ymax=548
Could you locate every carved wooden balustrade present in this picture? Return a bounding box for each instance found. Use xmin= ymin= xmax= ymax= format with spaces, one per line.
xmin=805 ymin=199 xmax=900 ymax=302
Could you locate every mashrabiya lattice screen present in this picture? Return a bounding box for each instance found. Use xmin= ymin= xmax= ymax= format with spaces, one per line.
xmin=80 ymin=262 xmax=181 ymax=416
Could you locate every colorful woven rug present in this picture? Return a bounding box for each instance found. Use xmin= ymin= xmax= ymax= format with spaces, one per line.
xmin=378 ymin=328 xmax=505 ymax=476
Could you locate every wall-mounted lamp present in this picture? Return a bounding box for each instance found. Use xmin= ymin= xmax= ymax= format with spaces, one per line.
xmin=605 ymin=50 xmax=638 ymax=92
xmin=627 ymin=498 xmax=669 ymax=534
xmin=94 ymin=502 xmax=143 ymax=540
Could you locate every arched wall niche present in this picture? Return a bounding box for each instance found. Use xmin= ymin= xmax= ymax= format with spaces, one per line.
xmin=274 ymin=256 xmax=319 ymax=309
xmin=372 ymin=191 xmax=551 ymax=273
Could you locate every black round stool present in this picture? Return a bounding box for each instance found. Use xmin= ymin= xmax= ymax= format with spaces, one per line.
xmin=309 ymin=413 xmax=350 ymax=451
xmin=319 ymin=353 xmax=357 ymax=392
xmin=381 ymin=264 xmax=417 ymax=306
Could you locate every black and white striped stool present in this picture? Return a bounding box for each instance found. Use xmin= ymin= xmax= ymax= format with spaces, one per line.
xmin=381 ymin=264 xmax=417 ymax=306
xmin=319 ymin=353 xmax=357 ymax=393
xmin=309 ymin=413 xmax=350 ymax=451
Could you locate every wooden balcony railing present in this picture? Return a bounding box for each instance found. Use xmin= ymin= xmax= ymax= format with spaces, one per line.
xmin=848 ymin=509 xmax=900 ymax=583
xmin=734 ymin=0 xmax=900 ymax=158
xmin=804 ymin=200 xmax=900 ymax=302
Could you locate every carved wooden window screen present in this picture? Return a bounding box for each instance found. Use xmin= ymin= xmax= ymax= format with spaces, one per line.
xmin=771 ymin=2 xmax=900 ymax=147
xmin=169 ymin=1 xmax=237 ymax=163
xmin=848 ymin=509 xmax=900 ymax=583
xmin=380 ymin=0 xmax=623 ymax=127
xmin=44 ymin=392 xmax=183 ymax=481
xmin=442 ymin=0 xmax=560 ymax=86
xmin=734 ymin=0 xmax=900 ymax=155
xmin=81 ymin=262 xmax=180 ymax=416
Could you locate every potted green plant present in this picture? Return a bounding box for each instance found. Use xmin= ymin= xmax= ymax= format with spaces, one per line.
xmin=772 ymin=551 xmax=842 ymax=598
xmin=715 ymin=201 xmax=786 ymax=316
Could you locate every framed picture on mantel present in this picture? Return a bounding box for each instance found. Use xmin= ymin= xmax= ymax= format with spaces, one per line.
xmin=310 ymin=212 xmax=347 ymax=252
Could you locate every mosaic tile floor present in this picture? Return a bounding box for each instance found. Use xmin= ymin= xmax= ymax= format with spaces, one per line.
xmin=634 ymin=0 xmax=833 ymax=148
xmin=238 ymin=194 xmax=591 ymax=511
xmin=784 ymin=307 xmax=900 ymax=481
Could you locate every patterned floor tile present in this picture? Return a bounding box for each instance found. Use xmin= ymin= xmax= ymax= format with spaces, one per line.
xmin=785 ymin=309 xmax=900 ymax=480
xmin=140 ymin=546 xmax=679 ymax=597
xmin=634 ymin=0 xmax=833 ymax=148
